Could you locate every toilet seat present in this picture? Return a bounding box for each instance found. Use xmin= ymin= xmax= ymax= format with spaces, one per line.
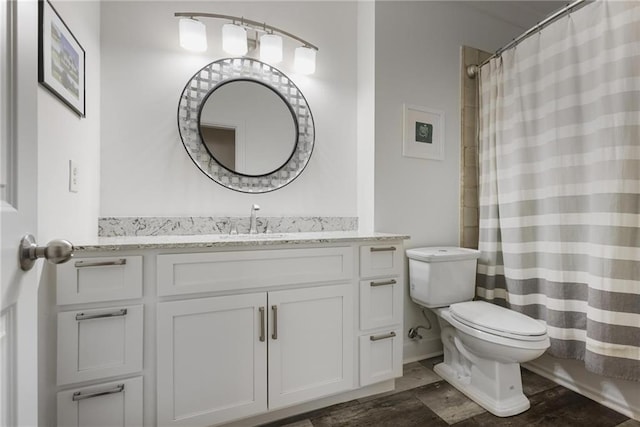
xmin=449 ymin=301 xmax=547 ymax=342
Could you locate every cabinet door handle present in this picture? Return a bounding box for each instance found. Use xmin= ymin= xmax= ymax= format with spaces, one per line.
xmin=75 ymin=308 xmax=127 ymax=321
xmin=271 ymin=305 xmax=278 ymax=340
xmin=370 ymin=331 xmax=396 ymax=341
xmin=74 ymin=259 xmax=126 ymax=268
xmin=370 ymin=279 xmax=397 ymax=287
xmin=259 ymin=306 xmax=265 ymax=342
xmin=72 ymin=384 xmax=125 ymax=401
xmin=370 ymin=246 xmax=396 ymax=252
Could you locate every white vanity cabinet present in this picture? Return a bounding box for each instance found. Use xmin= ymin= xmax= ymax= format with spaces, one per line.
xmin=358 ymin=244 xmax=404 ymax=386
xmin=156 ymin=249 xmax=354 ymax=427
xmin=55 ymin=256 xmax=145 ymax=426
xmin=53 ymin=234 xmax=406 ymax=427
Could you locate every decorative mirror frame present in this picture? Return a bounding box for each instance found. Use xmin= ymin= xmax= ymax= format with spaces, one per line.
xmin=178 ymin=57 xmax=315 ymax=193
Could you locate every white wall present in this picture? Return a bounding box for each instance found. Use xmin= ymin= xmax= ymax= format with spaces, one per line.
xmin=99 ymin=1 xmax=358 ymax=218
xmin=37 ymin=0 xmax=101 ymax=242
xmin=356 ymin=1 xmax=376 ymax=233
xmin=373 ymin=1 xmax=528 ymax=361
xmin=36 ymin=2 xmax=101 ymax=424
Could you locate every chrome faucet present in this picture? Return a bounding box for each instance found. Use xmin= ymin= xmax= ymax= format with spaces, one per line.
xmin=249 ymin=204 xmax=261 ymax=234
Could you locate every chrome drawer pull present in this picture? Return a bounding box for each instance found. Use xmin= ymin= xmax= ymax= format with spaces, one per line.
xmin=72 ymin=384 xmax=125 ymax=401
xmin=259 ymin=307 xmax=266 ymax=342
xmin=370 ymin=279 xmax=397 ymax=287
xmin=370 ymin=246 xmax=396 ymax=252
xmin=75 ymin=259 xmax=127 ymax=268
xmin=271 ymin=305 xmax=278 ymax=340
xmin=76 ymin=309 xmax=128 ymax=321
xmin=370 ymin=331 xmax=396 ymax=341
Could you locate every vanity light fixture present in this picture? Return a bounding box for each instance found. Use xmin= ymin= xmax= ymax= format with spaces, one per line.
xmin=175 ymin=12 xmax=318 ymax=74
xmin=260 ymin=33 xmax=283 ymax=64
xmin=178 ymin=18 xmax=207 ymax=52
xmin=294 ymin=46 xmax=316 ymax=75
xmin=221 ymin=23 xmax=248 ymax=56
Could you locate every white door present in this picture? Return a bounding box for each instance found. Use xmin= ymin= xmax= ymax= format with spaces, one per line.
xmin=268 ymin=284 xmax=354 ymax=410
xmin=1 ymin=0 xmax=40 ymax=425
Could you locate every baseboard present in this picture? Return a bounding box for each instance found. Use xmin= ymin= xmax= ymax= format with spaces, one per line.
xmin=524 ymin=355 xmax=639 ymax=421
xmin=403 ymin=336 xmax=443 ymax=364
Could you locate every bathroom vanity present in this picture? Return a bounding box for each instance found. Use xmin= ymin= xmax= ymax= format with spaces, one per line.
xmin=52 ymin=232 xmax=407 ymax=426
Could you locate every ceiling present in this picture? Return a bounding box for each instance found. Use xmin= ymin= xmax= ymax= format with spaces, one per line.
xmin=460 ymin=1 xmax=568 ymax=31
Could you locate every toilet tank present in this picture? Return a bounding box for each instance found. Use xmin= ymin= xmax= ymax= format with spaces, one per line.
xmin=406 ymin=247 xmax=481 ymax=308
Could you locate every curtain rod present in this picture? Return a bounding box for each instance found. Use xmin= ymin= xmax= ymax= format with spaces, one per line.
xmin=466 ymin=0 xmax=589 ymax=78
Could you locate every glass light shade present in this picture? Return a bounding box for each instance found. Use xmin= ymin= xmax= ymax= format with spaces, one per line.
xmin=222 ymin=23 xmax=248 ymax=56
xmin=260 ymin=34 xmax=283 ymax=63
xmin=179 ymin=18 xmax=207 ymax=52
xmin=294 ymin=46 xmax=316 ymax=75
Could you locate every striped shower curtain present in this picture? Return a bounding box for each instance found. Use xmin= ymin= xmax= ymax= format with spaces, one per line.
xmin=476 ymin=0 xmax=639 ymax=381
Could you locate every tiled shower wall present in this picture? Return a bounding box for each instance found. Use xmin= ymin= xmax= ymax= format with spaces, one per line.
xmin=460 ymin=46 xmax=491 ymax=249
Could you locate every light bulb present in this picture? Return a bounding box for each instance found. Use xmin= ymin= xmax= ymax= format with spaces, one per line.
xmin=179 ymin=18 xmax=207 ymax=52
xmin=260 ymin=33 xmax=283 ymax=63
xmin=222 ymin=23 xmax=248 ymax=56
xmin=294 ymin=46 xmax=316 ymax=75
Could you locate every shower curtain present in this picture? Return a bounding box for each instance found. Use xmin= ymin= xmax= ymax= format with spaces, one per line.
xmin=476 ymin=0 xmax=640 ymax=381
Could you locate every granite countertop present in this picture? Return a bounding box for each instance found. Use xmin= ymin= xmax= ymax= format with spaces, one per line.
xmin=73 ymin=231 xmax=410 ymax=252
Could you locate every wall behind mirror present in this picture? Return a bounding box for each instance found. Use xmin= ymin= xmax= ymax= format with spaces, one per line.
xmin=100 ymin=1 xmax=358 ymax=217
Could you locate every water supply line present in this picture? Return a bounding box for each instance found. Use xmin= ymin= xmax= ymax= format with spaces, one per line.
xmin=408 ymin=308 xmax=433 ymax=339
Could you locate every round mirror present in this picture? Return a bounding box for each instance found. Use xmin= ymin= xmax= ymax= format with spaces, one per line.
xmin=178 ymin=58 xmax=315 ymax=193
xmin=199 ymin=80 xmax=297 ymax=176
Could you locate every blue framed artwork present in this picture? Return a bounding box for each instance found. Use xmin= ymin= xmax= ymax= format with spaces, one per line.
xmin=38 ymin=0 xmax=86 ymax=117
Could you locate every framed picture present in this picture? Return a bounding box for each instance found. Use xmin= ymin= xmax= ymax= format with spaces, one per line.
xmin=402 ymin=104 xmax=444 ymax=160
xmin=38 ymin=0 xmax=85 ymax=117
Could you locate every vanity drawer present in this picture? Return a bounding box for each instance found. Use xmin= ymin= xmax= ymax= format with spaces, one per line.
xmin=157 ymin=247 xmax=353 ymax=296
xmin=359 ymin=328 xmax=403 ymax=387
xmin=57 ymin=376 xmax=143 ymax=427
xmin=359 ymin=277 xmax=402 ymax=330
xmin=359 ymin=244 xmax=402 ymax=278
xmin=57 ymin=305 xmax=143 ymax=385
xmin=57 ymin=256 xmax=143 ymax=305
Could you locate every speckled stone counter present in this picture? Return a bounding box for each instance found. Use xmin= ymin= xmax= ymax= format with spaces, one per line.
xmin=74 ymin=231 xmax=410 ymax=252
xmin=98 ymin=216 xmax=358 ymax=237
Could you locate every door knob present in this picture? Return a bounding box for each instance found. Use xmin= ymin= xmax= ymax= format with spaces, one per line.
xmin=19 ymin=234 xmax=74 ymax=271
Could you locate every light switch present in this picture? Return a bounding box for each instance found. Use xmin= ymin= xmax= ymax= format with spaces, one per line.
xmin=69 ymin=160 xmax=79 ymax=193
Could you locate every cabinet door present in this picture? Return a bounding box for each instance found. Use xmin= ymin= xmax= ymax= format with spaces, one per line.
xmin=268 ymin=284 xmax=353 ymax=409
xmin=157 ymin=293 xmax=267 ymax=427
xmin=57 ymin=377 xmax=143 ymax=427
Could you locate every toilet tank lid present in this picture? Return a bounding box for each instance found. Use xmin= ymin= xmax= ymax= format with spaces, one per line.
xmin=406 ymin=247 xmax=480 ymax=262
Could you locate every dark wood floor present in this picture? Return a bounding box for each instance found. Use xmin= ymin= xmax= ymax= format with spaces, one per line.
xmin=262 ymin=357 xmax=639 ymax=427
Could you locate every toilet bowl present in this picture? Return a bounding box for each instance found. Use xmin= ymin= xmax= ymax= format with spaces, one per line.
xmin=406 ymin=247 xmax=550 ymax=417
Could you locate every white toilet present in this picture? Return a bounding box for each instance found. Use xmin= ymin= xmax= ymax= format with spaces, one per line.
xmin=406 ymin=247 xmax=550 ymax=417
